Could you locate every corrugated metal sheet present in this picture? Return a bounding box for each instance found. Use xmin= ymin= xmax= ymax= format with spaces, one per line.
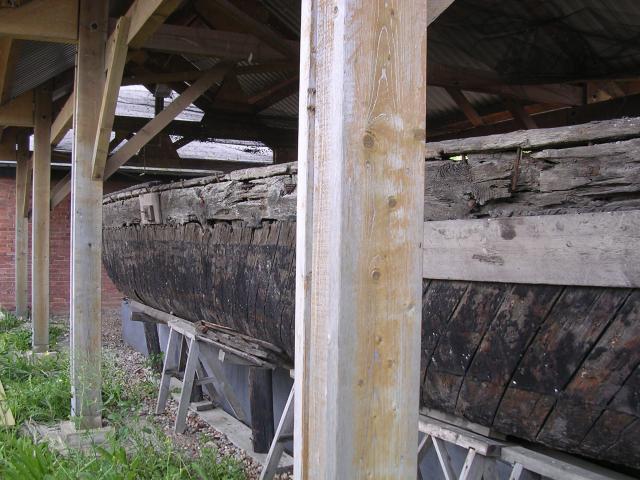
xmin=9 ymin=40 xmax=75 ymax=99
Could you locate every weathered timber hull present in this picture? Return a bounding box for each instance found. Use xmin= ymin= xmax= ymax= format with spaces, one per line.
xmin=103 ymin=140 xmax=640 ymax=470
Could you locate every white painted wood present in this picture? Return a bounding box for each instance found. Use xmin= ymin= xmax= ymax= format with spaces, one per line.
xmin=70 ymin=0 xmax=107 ymax=430
xmin=156 ymin=327 xmax=180 ymax=414
xmin=298 ymin=0 xmax=427 ymax=477
xmin=459 ymin=449 xmax=485 ymax=480
xmin=293 ymin=0 xmax=316 ymax=478
xmin=174 ymin=337 xmax=199 ymax=434
xmin=260 ymin=385 xmax=294 ymax=480
xmin=422 ymin=211 xmax=640 ymax=288
xmin=31 ymin=85 xmax=51 ymax=353
xmin=433 ymin=437 xmax=457 ymax=480
xmin=14 ymin=134 xmax=29 ymax=318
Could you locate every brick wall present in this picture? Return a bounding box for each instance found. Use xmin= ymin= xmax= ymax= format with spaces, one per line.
xmin=0 ymin=169 xmax=138 ymax=315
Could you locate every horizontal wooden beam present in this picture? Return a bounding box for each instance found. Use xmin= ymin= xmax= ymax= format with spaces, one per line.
xmin=0 ymin=0 xmax=78 ymax=43
xmin=422 ymin=211 xmax=640 ymax=288
xmin=143 ymin=24 xmax=296 ymax=62
xmin=249 ymin=75 xmax=299 ymax=113
xmin=126 ymin=0 xmax=182 ymax=49
xmin=426 ymin=116 xmax=640 ymax=157
xmin=0 ymin=90 xmax=32 ymax=127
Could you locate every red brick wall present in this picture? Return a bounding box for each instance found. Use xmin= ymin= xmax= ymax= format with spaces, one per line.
xmin=0 ymin=171 xmax=137 ymax=315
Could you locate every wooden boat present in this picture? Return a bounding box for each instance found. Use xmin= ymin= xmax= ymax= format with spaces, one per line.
xmin=102 ymin=119 xmax=640 ymax=471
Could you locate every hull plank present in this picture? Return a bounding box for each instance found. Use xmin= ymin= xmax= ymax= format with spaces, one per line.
xmin=102 ymin=134 xmax=640 ymax=469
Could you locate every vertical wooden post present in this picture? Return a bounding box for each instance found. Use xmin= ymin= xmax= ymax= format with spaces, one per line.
xmin=32 ymin=85 xmax=52 ymax=352
xmin=14 ymin=132 xmax=29 ymax=318
xmin=248 ymin=367 xmax=274 ymax=453
xmin=295 ymin=0 xmax=427 ymax=477
xmin=70 ymin=0 xmax=107 ymax=429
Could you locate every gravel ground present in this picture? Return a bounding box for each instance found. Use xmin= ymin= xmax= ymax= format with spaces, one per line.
xmin=101 ymin=309 xmax=293 ymax=480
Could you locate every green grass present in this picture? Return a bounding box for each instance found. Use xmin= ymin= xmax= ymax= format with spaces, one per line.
xmin=0 ymin=309 xmax=246 ymax=480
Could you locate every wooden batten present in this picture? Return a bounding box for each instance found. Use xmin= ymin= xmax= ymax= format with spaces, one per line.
xmin=423 ymin=211 xmax=640 ymax=288
xmin=70 ymin=0 xmax=107 ymax=429
xmin=31 ymin=85 xmax=52 ymax=353
xmin=296 ymin=0 xmax=427 ymax=477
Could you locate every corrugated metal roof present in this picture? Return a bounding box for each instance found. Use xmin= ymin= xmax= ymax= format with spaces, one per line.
xmin=9 ymin=40 xmax=75 ymax=99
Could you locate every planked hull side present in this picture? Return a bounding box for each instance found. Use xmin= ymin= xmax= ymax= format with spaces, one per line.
xmin=102 ymin=219 xmax=640 ymax=470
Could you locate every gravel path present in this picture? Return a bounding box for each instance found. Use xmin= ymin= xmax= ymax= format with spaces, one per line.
xmin=101 ymin=309 xmax=293 ymax=480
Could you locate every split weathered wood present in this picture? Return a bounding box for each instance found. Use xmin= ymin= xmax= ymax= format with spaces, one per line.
xmin=50 ymin=92 xmax=74 ymax=146
xmin=70 ymin=0 xmax=107 ymax=430
xmin=14 ymin=133 xmax=29 ymax=317
xmin=0 ymin=91 xmax=33 ymax=127
xmin=0 ymin=0 xmax=78 ymax=43
xmin=31 ymin=85 xmax=51 ymax=353
xmin=91 ymin=16 xmax=131 ymax=180
xmin=425 ymin=116 xmax=640 ymax=157
xmin=298 ymin=0 xmax=427 ymax=476
xmin=422 ymin=211 xmax=640 ymax=287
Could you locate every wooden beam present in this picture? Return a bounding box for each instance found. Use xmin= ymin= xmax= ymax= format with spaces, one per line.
xmin=125 ymin=0 xmax=182 ymax=49
xmin=91 ymin=16 xmax=131 ymax=180
xmin=14 ymin=132 xmax=28 ymax=318
xmin=426 ymin=116 xmax=640 ymax=157
xmin=0 ymin=38 xmax=14 ymax=101
xmin=0 ymin=0 xmax=78 ymax=43
xmin=70 ymin=0 xmax=107 ymax=430
xmin=0 ymin=91 xmax=33 ymax=127
xmin=296 ymin=0 xmax=426 ymax=476
xmin=144 ymin=24 xmax=294 ymax=62
xmin=31 ymin=85 xmax=52 ymax=353
xmin=194 ymin=0 xmax=297 ymax=58
xmin=504 ymin=98 xmax=538 ymax=130
xmin=422 ymin=211 xmax=640 ymax=288
xmin=445 ymin=87 xmax=484 ymax=127
xmin=50 ymin=92 xmax=74 ymax=146
xmin=428 ymin=0 xmax=455 ymax=25
xmin=103 ymin=68 xmax=225 ymax=179
xmin=249 ymin=75 xmax=299 ymax=113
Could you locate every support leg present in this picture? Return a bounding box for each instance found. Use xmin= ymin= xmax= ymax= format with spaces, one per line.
xmin=156 ymin=327 xmax=180 ymax=414
xmin=459 ymin=449 xmax=485 ymax=480
xmin=260 ymin=385 xmax=294 ymax=480
xmin=249 ymin=367 xmax=274 ymax=453
xmin=174 ymin=337 xmax=199 ymax=434
xmin=14 ymin=133 xmax=29 ymax=318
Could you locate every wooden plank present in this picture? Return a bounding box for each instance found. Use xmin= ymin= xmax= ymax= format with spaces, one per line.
xmin=293 ymin=0 xmax=317 ymax=476
xmin=299 ymin=0 xmax=426 ymax=476
xmin=69 ymin=0 xmax=107 ymax=430
xmin=14 ymin=133 xmax=28 ymax=318
xmin=31 ymin=85 xmax=51 ymax=354
xmin=125 ymin=0 xmax=182 ymax=49
xmin=143 ymin=24 xmax=293 ymax=62
xmin=0 ymin=91 xmax=33 ymax=127
xmin=459 ymin=449 xmax=485 ymax=480
xmin=432 ymin=437 xmax=457 ymax=480
xmin=50 ymin=92 xmax=74 ymax=146
xmin=91 ymin=16 xmax=131 ymax=180
xmin=445 ymin=87 xmax=484 ymax=127
xmin=103 ymin=68 xmax=225 ymax=179
xmin=248 ymin=368 xmax=274 ymax=453
xmin=0 ymin=0 xmax=78 ymax=43
xmin=0 ymin=379 xmax=15 ymax=426
xmin=425 ymin=116 xmax=640 ymax=157
xmin=156 ymin=327 xmax=181 ymax=414
xmin=418 ymin=417 xmax=503 ymax=457
xmin=422 ymin=211 xmax=640 ymax=287
xmin=194 ymin=0 xmax=297 ymax=58
xmin=174 ymin=337 xmax=199 ymax=434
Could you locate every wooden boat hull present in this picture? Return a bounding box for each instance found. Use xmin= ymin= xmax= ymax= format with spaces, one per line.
xmin=102 ymin=156 xmax=640 ymax=470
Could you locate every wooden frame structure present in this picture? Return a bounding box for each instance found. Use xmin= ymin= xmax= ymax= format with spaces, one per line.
xmin=1 ymin=0 xmax=639 ymax=477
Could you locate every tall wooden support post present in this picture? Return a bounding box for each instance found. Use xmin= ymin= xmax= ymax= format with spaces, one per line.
xmin=14 ymin=133 xmax=29 ymax=318
xmin=32 ymin=85 xmax=52 ymax=352
xmin=248 ymin=368 xmax=274 ymax=453
xmin=70 ymin=0 xmax=108 ymax=429
xmin=294 ymin=1 xmax=427 ymax=478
